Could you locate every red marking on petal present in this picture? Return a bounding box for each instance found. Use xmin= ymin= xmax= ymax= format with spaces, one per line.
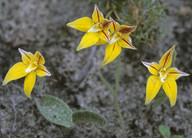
xmin=39 ymin=68 xmax=50 ymax=76
xmin=103 ymin=20 xmax=111 ymax=28
xmin=95 ymin=5 xmax=100 ymax=22
xmin=112 ymin=44 xmax=116 ymax=51
xmin=121 ymin=38 xmax=135 ymax=49
xmin=102 ymin=30 xmax=110 ymax=42
xmin=169 ymin=72 xmax=184 ymax=74
xmin=110 ymin=17 xmax=117 ymax=31
xmin=143 ymin=62 xmax=158 ymax=71
xmin=113 ymin=22 xmax=116 ymax=31
xmin=163 ymin=52 xmax=170 ymax=68
xmin=119 ymin=27 xmax=135 ymax=34
xmin=38 ymin=55 xmax=41 ymax=64
xmin=20 ymin=49 xmax=31 ymax=60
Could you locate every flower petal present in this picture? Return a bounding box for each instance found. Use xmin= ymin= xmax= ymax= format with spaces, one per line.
xmin=110 ymin=17 xmax=120 ymax=33
xmin=92 ymin=4 xmax=104 ymax=23
xmin=34 ymin=51 xmax=45 ymax=65
xmin=24 ymin=72 xmax=36 ymax=99
xmin=117 ymin=36 xmax=136 ymax=50
xmin=2 ymin=62 xmax=27 ymax=85
xmin=145 ymin=75 xmax=162 ymax=105
xmin=159 ymin=45 xmax=175 ymax=69
xmin=67 ymin=17 xmax=95 ymax=32
xmin=98 ymin=30 xmax=110 ymax=43
xmin=142 ymin=61 xmax=160 ymax=75
xmin=101 ymin=43 xmax=121 ymax=66
xmin=18 ymin=48 xmax=33 ymax=65
xmin=162 ymin=78 xmax=177 ymax=107
xmin=167 ymin=67 xmax=189 ymax=80
xmin=95 ymin=39 xmax=108 ymax=45
xmin=36 ymin=65 xmax=51 ymax=77
xmin=119 ymin=25 xmax=137 ymax=36
xmin=76 ymin=32 xmax=99 ymax=51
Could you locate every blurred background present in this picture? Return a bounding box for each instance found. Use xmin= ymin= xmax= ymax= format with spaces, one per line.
xmin=0 ymin=0 xmax=191 ymax=137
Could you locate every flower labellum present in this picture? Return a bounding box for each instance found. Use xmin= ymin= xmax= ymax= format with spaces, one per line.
xmin=2 ymin=48 xmax=51 ymax=98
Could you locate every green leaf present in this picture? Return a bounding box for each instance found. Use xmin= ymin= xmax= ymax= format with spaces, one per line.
xmin=172 ymin=135 xmax=183 ymax=138
xmin=158 ymin=125 xmax=171 ymax=138
xmin=72 ymin=110 xmax=107 ymax=127
xmin=35 ymin=94 xmax=73 ymax=128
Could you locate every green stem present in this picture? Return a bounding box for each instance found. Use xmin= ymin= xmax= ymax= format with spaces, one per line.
xmin=100 ymin=73 xmax=114 ymax=95
xmin=100 ymin=56 xmax=126 ymax=137
xmin=113 ymin=56 xmax=126 ymax=138
xmin=37 ymin=77 xmax=44 ymax=97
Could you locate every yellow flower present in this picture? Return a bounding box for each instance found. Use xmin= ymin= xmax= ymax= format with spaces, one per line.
xmin=101 ymin=17 xmax=137 ymax=66
xmin=142 ymin=45 xmax=189 ymax=107
xmin=2 ymin=48 xmax=51 ymax=98
xmin=67 ymin=4 xmax=111 ymax=51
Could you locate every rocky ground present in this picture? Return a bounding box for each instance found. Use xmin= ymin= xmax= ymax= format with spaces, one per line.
xmin=0 ymin=0 xmax=192 ymax=137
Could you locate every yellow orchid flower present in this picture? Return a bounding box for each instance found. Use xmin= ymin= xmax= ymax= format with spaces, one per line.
xmin=142 ymin=45 xmax=189 ymax=107
xmin=67 ymin=4 xmax=111 ymax=51
xmin=2 ymin=48 xmax=51 ymax=98
xmin=101 ymin=17 xmax=137 ymax=66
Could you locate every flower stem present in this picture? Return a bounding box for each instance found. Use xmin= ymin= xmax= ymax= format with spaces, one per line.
xmin=100 ymin=56 xmax=126 ymax=137
xmin=113 ymin=56 xmax=126 ymax=138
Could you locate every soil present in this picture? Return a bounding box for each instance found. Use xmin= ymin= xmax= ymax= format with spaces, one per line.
xmin=0 ymin=0 xmax=192 ymax=137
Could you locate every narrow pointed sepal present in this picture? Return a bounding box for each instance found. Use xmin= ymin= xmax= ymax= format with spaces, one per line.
xmin=2 ymin=62 xmax=28 ymax=85
xmin=18 ymin=48 xmax=33 ymax=65
xmin=167 ymin=67 xmax=189 ymax=80
xmin=142 ymin=61 xmax=160 ymax=75
xmin=92 ymin=4 xmax=104 ymax=23
xmin=145 ymin=75 xmax=162 ymax=105
xmin=109 ymin=17 xmax=120 ymax=33
xmin=101 ymin=43 xmax=121 ymax=66
xmin=24 ymin=72 xmax=36 ymax=99
xmin=67 ymin=17 xmax=95 ymax=32
xmin=76 ymin=32 xmax=99 ymax=51
xmin=162 ymin=78 xmax=177 ymax=107
xmin=118 ymin=36 xmax=136 ymax=50
xmin=36 ymin=65 xmax=51 ymax=77
xmin=119 ymin=25 xmax=137 ymax=36
xmin=159 ymin=45 xmax=176 ymax=69
xmin=34 ymin=51 xmax=45 ymax=65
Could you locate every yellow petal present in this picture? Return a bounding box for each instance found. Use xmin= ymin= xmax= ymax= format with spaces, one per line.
xmin=117 ymin=36 xmax=136 ymax=50
xmin=162 ymin=78 xmax=177 ymax=107
xmin=98 ymin=30 xmax=110 ymax=43
xmin=18 ymin=48 xmax=33 ymax=65
xmin=167 ymin=67 xmax=189 ymax=80
xmin=119 ymin=25 xmax=137 ymax=36
xmin=76 ymin=32 xmax=99 ymax=51
xmin=34 ymin=51 xmax=45 ymax=65
xmin=67 ymin=17 xmax=95 ymax=32
xmin=92 ymin=4 xmax=104 ymax=23
xmin=36 ymin=65 xmax=51 ymax=77
xmin=95 ymin=39 xmax=108 ymax=45
xmin=2 ymin=62 xmax=28 ymax=85
xmin=110 ymin=17 xmax=120 ymax=33
xmin=101 ymin=43 xmax=121 ymax=66
xmin=159 ymin=45 xmax=175 ymax=69
xmin=142 ymin=61 xmax=160 ymax=75
xmin=145 ymin=75 xmax=162 ymax=105
xmin=24 ymin=72 xmax=36 ymax=99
